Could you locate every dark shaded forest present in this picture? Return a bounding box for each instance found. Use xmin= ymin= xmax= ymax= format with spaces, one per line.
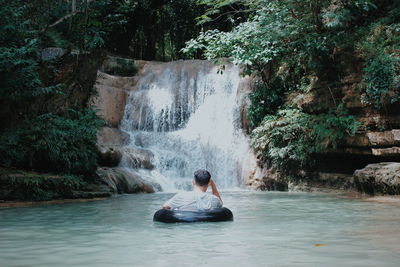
xmin=1 ymin=0 xmax=399 ymax=199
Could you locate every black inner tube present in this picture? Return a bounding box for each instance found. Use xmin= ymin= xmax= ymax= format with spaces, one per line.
xmin=153 ymin=207 xmax=233 ymax=223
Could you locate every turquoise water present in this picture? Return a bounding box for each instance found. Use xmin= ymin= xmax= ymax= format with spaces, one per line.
xmin=1 ymin=192 xmax=400 ymax=266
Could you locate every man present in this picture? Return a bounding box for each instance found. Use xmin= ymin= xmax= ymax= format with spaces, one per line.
xmin=162 ymin=169 xmax=223 ymax=211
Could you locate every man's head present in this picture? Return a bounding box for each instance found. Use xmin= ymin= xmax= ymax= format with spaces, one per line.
xmin=194 ymin=169 xmax=211 ymax=187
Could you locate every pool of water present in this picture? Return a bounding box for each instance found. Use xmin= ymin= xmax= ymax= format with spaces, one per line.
xmin=1 ymin=191 xmax=400 ymax=266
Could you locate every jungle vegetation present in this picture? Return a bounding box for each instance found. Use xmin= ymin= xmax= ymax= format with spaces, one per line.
xmin=0 ymin=0 xmax=399 ymax=177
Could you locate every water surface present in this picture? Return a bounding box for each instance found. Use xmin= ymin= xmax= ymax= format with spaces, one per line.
xmin=1 ymin=192 xmax=399 ymax=266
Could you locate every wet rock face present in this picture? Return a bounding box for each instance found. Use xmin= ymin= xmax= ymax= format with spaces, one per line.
xmin=354 ymin=162 xmax=400 ymax=195
xmin=120 ymin=147 xmax=155 ymax=170
xmin=96 ymin=167 xmax=160 ymax=193
xmin=90 ymin=72 xmax=129 ymax=127
xmin=97 ymin=127 xmax=130 ymax=146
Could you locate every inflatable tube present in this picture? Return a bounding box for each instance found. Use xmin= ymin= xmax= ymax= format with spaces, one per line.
xmin=153 ymin=207 xmax=233 ymax=223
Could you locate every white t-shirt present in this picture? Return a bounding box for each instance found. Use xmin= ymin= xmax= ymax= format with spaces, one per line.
xmin=164 ymin=188 xmax=222 ymax=211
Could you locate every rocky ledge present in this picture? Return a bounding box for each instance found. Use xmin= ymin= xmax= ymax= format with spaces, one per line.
xmin=247 ymin=128 xmax=400 ymax=195
xmin=0 ymin=168 xmax=113 ymax=202
xmin=248 ymin=162 xmax=400 ymax=196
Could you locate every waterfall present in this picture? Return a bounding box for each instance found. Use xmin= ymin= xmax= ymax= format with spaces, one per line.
xmin=118 ymin=60 xmax=254 ymax=191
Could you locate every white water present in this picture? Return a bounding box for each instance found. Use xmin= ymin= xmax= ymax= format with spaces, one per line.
xmin=119 ymin=61 xmax=254 ymax=191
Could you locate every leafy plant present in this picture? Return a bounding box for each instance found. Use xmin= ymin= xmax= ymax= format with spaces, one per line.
xmin=251 ymin=108 xmax=360 ymax=171
xmin=0 ymin=1 xmax=62 ymax=102
xmin=361 ymin=54 xmax=400 ymax=108
xmin=247 ymin=79 xmax=287 ymax=128
xmin=0 ymin=108 xmax=103 ymax=174
xmin=1 ymin=173 xmax=85 ymax=201
xmin=358 ymin=19 xmax=400 ymax=108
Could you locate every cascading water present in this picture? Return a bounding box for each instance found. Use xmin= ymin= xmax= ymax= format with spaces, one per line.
xmin=118 ymin=60 xmax=255 ymax=191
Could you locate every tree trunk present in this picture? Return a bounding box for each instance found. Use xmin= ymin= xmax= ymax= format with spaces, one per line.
xmin=70 ymin=0 xmax=76 ymax=29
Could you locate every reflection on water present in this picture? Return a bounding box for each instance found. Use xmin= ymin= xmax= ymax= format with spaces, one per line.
xmin=1 ymin=192 xmax=400 ymax=266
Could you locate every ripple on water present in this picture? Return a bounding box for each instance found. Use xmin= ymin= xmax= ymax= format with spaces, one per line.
xmin=1 ymin=192 xmax=400 ymax=267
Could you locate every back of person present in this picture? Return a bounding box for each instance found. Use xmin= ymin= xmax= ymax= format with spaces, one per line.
xmin=164 ymin=189 xmax=222 ymax=211
xmin=163 ymin=169 xmax=223 ymax=211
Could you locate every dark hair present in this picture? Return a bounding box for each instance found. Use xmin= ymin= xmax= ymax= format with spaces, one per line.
xmin=194 ymin=169 xmax=211 ymax=186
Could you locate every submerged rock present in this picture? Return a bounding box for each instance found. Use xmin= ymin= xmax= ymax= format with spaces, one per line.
xmin=354 ymin=162 xmax=400 ymax=195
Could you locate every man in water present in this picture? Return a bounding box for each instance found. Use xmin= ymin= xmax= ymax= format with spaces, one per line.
xmin=162 ymin=169 xmax=223 ymax=211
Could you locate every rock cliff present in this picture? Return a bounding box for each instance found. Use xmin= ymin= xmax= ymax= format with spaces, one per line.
xmin=247 ymin=53 xmax=400 ymax=195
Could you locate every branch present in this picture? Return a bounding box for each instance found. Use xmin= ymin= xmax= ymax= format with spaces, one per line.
xmin=41 ymin=11 xmax=83 ymax=33
xmin=40 ymin=0 xmax=97 ymax=33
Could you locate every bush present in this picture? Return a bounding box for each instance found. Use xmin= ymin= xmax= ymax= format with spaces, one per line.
xmin=247 ymin=79 xmax=287 ymax=128
xmin=0 ymin=108 xmax=103 ymax=174
xmin=0 ymin=171 xmax=85 ymax=201
xmin=358 ymin=20 xmax=400 ymax=108
xmin=251 ymin=108 xmax=359 ymax=171
xmin=361 ymin=54 xmax=400 ymax=108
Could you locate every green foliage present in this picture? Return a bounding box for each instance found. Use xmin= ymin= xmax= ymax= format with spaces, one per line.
xmin=358 ymin=15 xmax=400 ymax=108
xmin=361 ymin=54 xmax=400 ymax=108
xmin=0 ymin=108 xmax=103 ymax=174
xmin=184 ymin=0 xmax=381 ymax=81
xmin=0 ymin=1 xmax=62 ymax=101
xmin=184 ymin=0 xmax=374 ymax=72
xmin=104 ymin=0 xmax=208 ymax=60
xmin=1 ymin=172 xmax=85 ymax=201
xmin=247 ymin=80 xmax=287 ymax=128
xmin=251 ymin=108 xmax=360 ymax=170
xmin=185 ymin=0 xmax=400 ymax=176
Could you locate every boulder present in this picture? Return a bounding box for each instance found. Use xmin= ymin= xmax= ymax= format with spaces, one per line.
xmin=96 ymin=167 xmax=159 ymax=193
xmin=246 ymin=166 xmax=288 ymax=191
xmin=41 ymin=47 xmax=67 ymax=61
xmin=354 ymin=162 xmax=400 ymax=195
xmin=97 ymin=145 xmax=123 ymax=167
xmin=97 ymin=127 xmax=131 ymax=167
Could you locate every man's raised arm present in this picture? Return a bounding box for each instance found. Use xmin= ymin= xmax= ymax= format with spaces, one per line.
xmin=209 ymin=179 xmax=223 ymax=204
